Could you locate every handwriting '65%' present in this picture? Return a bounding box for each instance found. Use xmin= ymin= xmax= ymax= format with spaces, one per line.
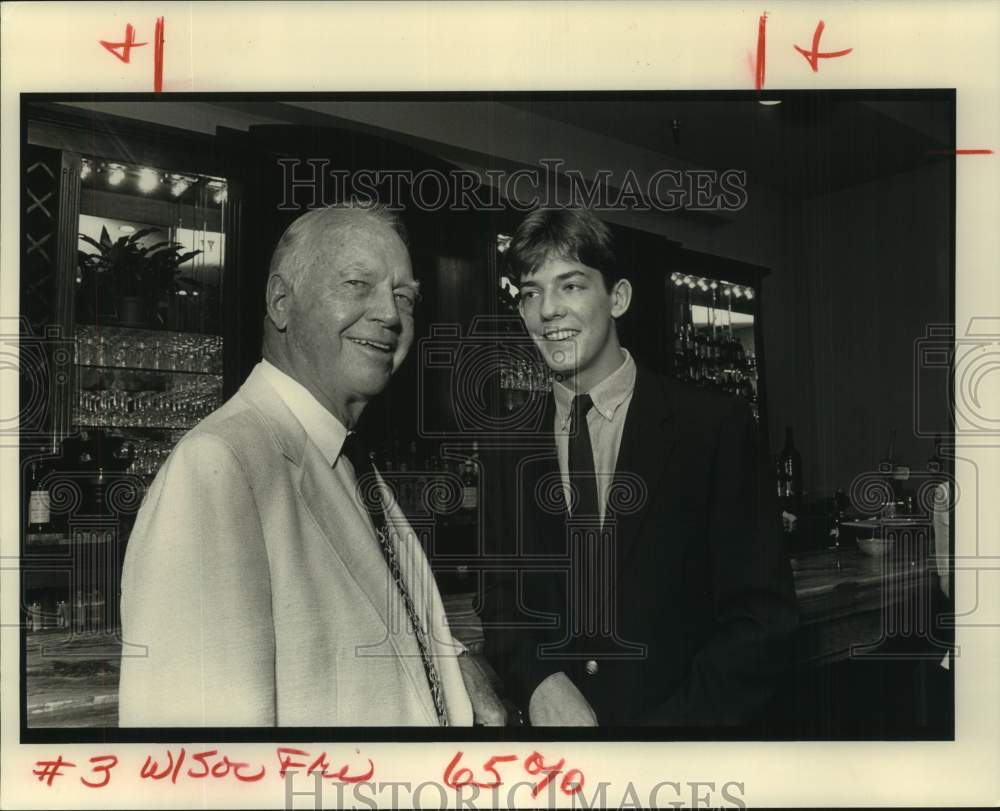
xmin=444 ymin=750 xmax=585 ymax=798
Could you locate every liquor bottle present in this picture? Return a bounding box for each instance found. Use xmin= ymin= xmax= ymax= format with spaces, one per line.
xmin=28 ymin=460 xmax=51 ymax=534
xmin=56 ymin=600 xmax=67 ymax=629
xmin=461 ymin=444 xmax=479 ymax=511
xmin=710 ymin=330 xmax=721 ymax=383
xmin=828 ymin=490 xmax=848 ymax=551
xmin=879 ymin=428 xmax=897 ymax=475
xmin=879 ymin=428 xmax=907 ymax=502
xmin=672 ymin=322 xmax=684 ymax=381
xmin=778 ymin=426 xmax=803 ymax=508
xmin=681 ymin=323 xmax=692 ymax=381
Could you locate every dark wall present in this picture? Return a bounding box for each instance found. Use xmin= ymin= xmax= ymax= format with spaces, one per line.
xmin=784 ymin=160 xmax=953 ymax=496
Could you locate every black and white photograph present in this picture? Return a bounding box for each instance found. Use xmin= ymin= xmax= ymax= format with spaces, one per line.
xmin=2 ymin=3 xmax=998 ymax=809
xmin=18 ymin=91 xmax=956 ymax=739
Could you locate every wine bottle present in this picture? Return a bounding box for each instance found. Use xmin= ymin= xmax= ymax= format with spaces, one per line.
xmin=27 ymin=460 xmax=51 ymax=534
xmin=880 ymin=428 xmax=907 ymax=502
xmin=461 ymin=444 xmax=479 ymax=511
xmin=775 ymin=455 xmax=787 ymax=500
xmin=778 ymin=426 xmax=803 ymax=508
xmin=673 ymin=322 xmax=684 ymax=376
xmin=880 ymin=428 xmax=897 ymax=474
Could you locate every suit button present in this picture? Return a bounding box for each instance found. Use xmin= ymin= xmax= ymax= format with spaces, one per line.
xmin=585 ymin=659 xmax=599 ymax=676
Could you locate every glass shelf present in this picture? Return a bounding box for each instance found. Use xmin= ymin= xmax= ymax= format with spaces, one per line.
xmin=75 ymin=420 xmax=200 ymax=432
xmin=77 ymin=363 xmax=221 ymax=379
xmin=75 ymin=324 xmax=222 ymax=375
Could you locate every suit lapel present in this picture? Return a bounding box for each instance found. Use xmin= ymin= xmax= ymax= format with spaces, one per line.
xmin=238 ymin=364 xmax=438 ymax=724
xmin=526 ymin=394 xmax=566 ymax=551
xmin=609 ymin=368 xmax=679 ymax=570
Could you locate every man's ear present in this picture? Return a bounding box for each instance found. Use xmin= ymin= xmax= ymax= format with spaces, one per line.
xmin=610 ymin=278 xmax=633 ymax=319
xmin=266 ymin=274 xmax=292 ymax=331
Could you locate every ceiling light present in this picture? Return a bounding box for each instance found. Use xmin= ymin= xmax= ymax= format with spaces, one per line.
xmin=80 ymin=162 xmax=92 ymax=180
xmin=744 ymin=288 xmax=755 ymax=301
xmin=212 ymin=187 xmax=228 ymax=204
xmin=171 ymin=179 xmax=190 ymax=197
xmin=758 ymin=99 xmax=782 ymax=106
xmin=107 ymin=166 xmax=126 ymax=186
xmin=137 ymin=168 xmax=160 ymax=193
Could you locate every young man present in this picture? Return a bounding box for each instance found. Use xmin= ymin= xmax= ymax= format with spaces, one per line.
xmin=484 ymin=208 xmax=798 ymax=727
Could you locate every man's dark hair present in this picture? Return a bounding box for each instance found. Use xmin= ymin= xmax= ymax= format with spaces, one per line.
xmin=504 ymin=208 xmax=618 ymax=291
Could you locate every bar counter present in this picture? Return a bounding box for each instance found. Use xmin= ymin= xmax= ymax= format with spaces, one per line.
xmin=26 ymin=548 xmax=936 ymax=728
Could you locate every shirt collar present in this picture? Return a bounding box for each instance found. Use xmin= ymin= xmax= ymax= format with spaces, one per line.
xmin=259 ymin=359 xmax=349 ymax=467
xmin=553 ymin=349 xmax=637 ymax=428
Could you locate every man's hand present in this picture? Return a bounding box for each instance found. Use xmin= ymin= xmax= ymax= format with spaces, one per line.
xmin=458 ymin=654 xmax=507 ymax=726
xmin=528 ymin=672 xmax=598 ymax=726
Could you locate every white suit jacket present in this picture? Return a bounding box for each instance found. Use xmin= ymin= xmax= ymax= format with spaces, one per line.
xmin=119 ymin=363 xmax=473 ymax=726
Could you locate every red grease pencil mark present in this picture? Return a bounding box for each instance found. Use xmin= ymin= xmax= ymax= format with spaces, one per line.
xmin=755 ymin=12 xmax=768 ymax=90
xmin=153 ymin=17 xmax=165 ymax=92
xmin=793 ymin=20 xmax=852 ymax=72
xmin=99 ymin=23 xmax=147 ymax=63
xmin=926 ymin=148 xmax=995 ymax=156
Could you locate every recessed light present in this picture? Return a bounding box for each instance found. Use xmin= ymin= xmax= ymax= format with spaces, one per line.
xmin=137 ymin=168 xmax=160 ymax=193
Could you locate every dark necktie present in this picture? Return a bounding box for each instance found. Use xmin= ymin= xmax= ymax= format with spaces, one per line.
xmin=340 ymin=432 xmax=449 ymax=726
xmin=568 ymin=394 xmax=599 ymax=519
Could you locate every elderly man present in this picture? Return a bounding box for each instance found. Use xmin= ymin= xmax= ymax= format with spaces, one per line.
xmin=120 ymin=203 xmax=500 ymax=726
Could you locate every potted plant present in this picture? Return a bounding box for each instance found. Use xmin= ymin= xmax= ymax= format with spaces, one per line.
xmin=77 ymin=226 xmax=202 ymax=327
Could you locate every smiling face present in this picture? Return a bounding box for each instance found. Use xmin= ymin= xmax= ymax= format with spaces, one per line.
xmin=267 ymin=213 xmax=418 ymax=424
xmin=518 ymin=254 xmax=632 ymax=393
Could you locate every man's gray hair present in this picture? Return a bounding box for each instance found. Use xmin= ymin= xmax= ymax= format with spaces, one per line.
xmin=267 ymin=200 xmax=409 ymax=289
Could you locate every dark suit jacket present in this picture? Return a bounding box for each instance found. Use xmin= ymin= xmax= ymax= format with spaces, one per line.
xmin=482 ymin=365 xmax=799 ymax=726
